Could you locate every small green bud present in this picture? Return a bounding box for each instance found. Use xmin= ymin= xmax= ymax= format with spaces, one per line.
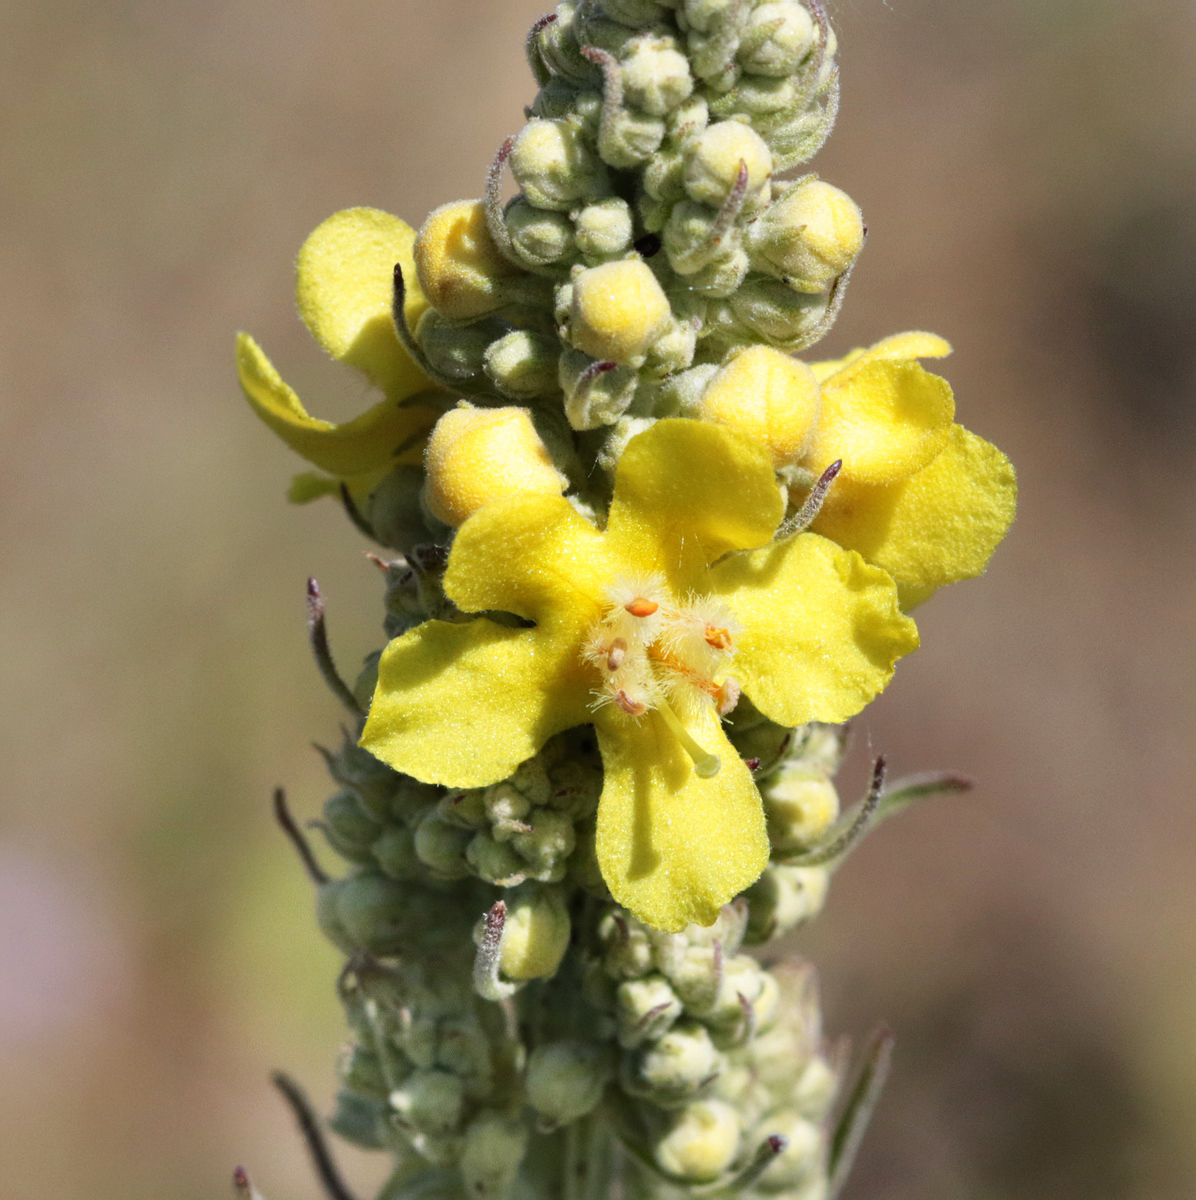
xmin=621 ymin=38 xmax=694 ymax=116
xmin=792 ymin=723 xmax=848 ymax=774
xmin=616 ymin=974 xmax=683 ymax=1048
xmin=380 ymin=1172 xmax=467 ymax=1200
xmin=625 ymin=1019 xmax=722 ymax=1106
xmin=641 ymin=142 xmax=687 ymax=209
xmin=365 ymin=466 xmax=432 ymax=556
xmin=655 ymin=1099 xmax=742 ymax=1182
xmin=574 ymin=197 xmax=635 ymax=262
xmin=370 ymin=826 xmax=422 ymax=880
xmin=753 ymin=1109 xmax=823 ymax=1193
xmin=511 ymin=118 xmax=605 ymax=211
xmin=326 ymin=738 xmax=403 ymax=822
xmin=339 ymin=1043 xmax=390 ymax=1100
xmin=642 ymin=314 xmax=697 ymax=373
xmin=652 ymin=363 xmax=719 ymax=415
xmin=598 ymin=909 xmax=655 ymax=979
xmin=693 ymin=953 xmax=770 ymax=1036
xmin=710 ymin=73 xmax=797 ymax=122
xmin=746 ymin=179 xmax=864 ymax=292
xmin=595 ymin=415 xmax=657 ymax=475
xmin=763 ymin=766 xmax=839 ymax=851
xmin=737 ymin=2 xmax=817 ymax=77
xmin=492 ymin=886 xmax=571 ymax=981
xmin=483 ymin=781 xmax=532 ymax=840
xmin=744 ymin=865 xmax=830 ymax=944
xmin=602 ymin=0 xmax=670 ymax=28
xmin=323 ymin=790 xmax=385 ymax=863
xmin=483 ymin=329 xmax=561 ymax=400
xmin=504 ymin=197 xmax=576 ymax=270
xmin=329 ymin=1089 xmax=391 ymax=1151
xmin=466 ymin=830 xmax=527 ymax=885
xmin=438 ymin=789 xmax=488 ymax=830
xmin=663 ymin=199 xmax=728 ymax=274
xmin=687 ymin=247 xmax=750 ymax=298
xmin=507 ymin=753 xmax=554 ymax=807
xmin=761 ymin=105 xmax=836 ymax=174
xmin=414 ymin=810 xmax=472 ymax=879
xmin=510 ymin=808 xmax=576 ymax=881
xmin=722 ymin=699 xmax=797 ymax=774
xmin=684 ymin=120 xmax=772 ymax=211
xmin=390 ymin=1068 xmax=467 ymax=1137
xmin=333 ymin=872 xmax=411 ymax=955
xmin=414 ymin=309 xmax=501 ymax=383
xmin=681 ymin=0 xmax=734 ymax=35
xmin=724 ymin=278 xmax=829 ymax=351
xmin=460 ymin=1111 xmax=528 ymax=1200
xmin=560 ymin=349 xmax=640 ymax=431
xmin=525 ymin=1040 xmax=611 ymax=1128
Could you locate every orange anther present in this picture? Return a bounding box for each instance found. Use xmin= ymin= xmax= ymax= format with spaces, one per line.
xmin=704 ymin=625 xmax=733 ymax=651
xmin=615 ymin=689 xmax=648 ymax=717
xmin=625 ymin=597 xmax=659 ymax=618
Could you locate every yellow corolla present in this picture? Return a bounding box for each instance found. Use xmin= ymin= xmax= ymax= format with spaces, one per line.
xmin=360 ymin=419 xmax=919 ymax=932
xmin=235 ymin=207 xmax=443 ymax=504
xmin=807 ymin=333 xmax=1017 ymax=608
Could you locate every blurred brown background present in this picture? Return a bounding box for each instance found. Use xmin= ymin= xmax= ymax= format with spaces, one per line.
xmin=1 ymin=1 xmax=1193 ymax=1197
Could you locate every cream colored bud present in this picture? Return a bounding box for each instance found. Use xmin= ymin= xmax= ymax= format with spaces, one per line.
xmin=792 ymin=1055 xmax=838 ymax=1118
xmin=526 ymin=1041 xmax=611 ymax=1126
xmin=511 ymin=118 xmax=603 ymax=211
xmin=627 ymin=1020 xmax=722 ymax=1105
xmin=763 ymin=766 xmax=839 ymax=851
xmin=497 ymin=887 xmax=571 ymax=981
xmin=684 ymin=120 xmax=772 ymax=210
xmin=569 ymin=259 xmax=673 ymax=363
xmin=423 ymin=405 xmax=566 ymax=528
xmin=655 ymin=1100 xmax=742 ymax=1182
xmin=414 ymin=200 xmax=522 ymax=320
xmin=621 ymin=39 xmax=694 ymax=116
xmin=744 ymin=865 xmax=830 ymax=944
xmin=616 ymin=974 xmax=683 ymax=1047
xmin=663 ymin=199 xmax=731 ymax=274
xmin=737 ymin=2 xmax=817 ymax=77
xmin=510 ymin=809 xmax=576 ymax=882
xmin=598 ymin=910 xmax=655 ymax=979
xmin=746 ymin=179 xmax=865 ymax=293
xmin=643 ymin=315 xmax=698 ymax=374
xmin=483 ymin=329 xmax=560 ymax=400
xmin=598 ymin=108 xmax=667 ymax=170
xmin=574 ymin=197 xmax=635 ymax=262
xmin=726 ymin=278 xmax=829 ymax=351
xmin=698 ymin=345 xmax=820 ymax=465
xmin=504 ymin=198 xmax=576 ymax=269
xmin=460 ymin=1111 xmax=528 ymax=1200
xmin=484 ymin=780 xmax=532 ymax=840
xmin=754 ymin=1110 xmax=823 ymax=1192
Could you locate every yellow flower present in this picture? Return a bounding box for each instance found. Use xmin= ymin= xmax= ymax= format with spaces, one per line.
xmin=806 ymin=333 xmax=1017 ymax=607
xmin=236 ymin=207 xmax=443 ymax=505
xmin=360 ymin=420 xmax=918 ymax=932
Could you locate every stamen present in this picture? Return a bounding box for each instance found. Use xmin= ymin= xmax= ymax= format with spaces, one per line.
xmin=714 ymin=676 xmax=741 ymax=716
xmin=607 ymin=637 xmax=627 ymax=671
xmin=615 ymin=688 xmax=648 ymax=717
xmin=626 ymin=597 xmax=660 ymax=618
xmin=704 ymin=624 xmax=733 ymax=651
xmin=658 ymin=702 xmax=721 ymax=778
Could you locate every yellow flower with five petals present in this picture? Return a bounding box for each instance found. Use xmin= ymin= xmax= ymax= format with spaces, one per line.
xmin=360 ymin=419 xmax=919 ymax=931
xmin=235 ymin=207 xmax=444 ymax=507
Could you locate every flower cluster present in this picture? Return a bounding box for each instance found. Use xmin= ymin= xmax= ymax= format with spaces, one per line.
xmin=236 ymin=3 xmax=1015 ymax=1198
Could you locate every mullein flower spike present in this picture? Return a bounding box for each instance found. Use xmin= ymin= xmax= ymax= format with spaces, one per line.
xmin=237 ymin=3 xmax=1015 ymax=1198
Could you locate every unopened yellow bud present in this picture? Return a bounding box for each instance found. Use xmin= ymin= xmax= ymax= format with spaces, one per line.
xmin=569 ymin=260 xmax=673 ymax=363
xmin=414 ymin=200 xmax=522 ymax=320
xmin=698 ymin=346 xmax=820 ymax=465
xmin=655 ymin=1100 xmax=742 ymax=1182
xmin=763 ymin=765 xmax=839 ymax=851
xmin=423 ymin=404 xmax=565 ymax=528
xmin=497 ymin=888 xmax=571 ymax=981
xmin=684 ymin=120 xmax=772 ymax=210
xmin=747 ymin=179 xmax=865 ymax=293
xmin=511 ymin=118 xmax=605 ymax=211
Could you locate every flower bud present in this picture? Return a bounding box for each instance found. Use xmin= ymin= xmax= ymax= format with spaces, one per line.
xmin=737 ymin=2 xmax=817 ymax=76
xmin=655 ymin=1100 xmax=742 ymax=1182
xmin=390 ymin=1068 xmax=466 ymax=1137
xmin=415 ymin=200 xmax=524 ymax=320
xmin=725 ymin=278 xmax=829 ymax=351
xmin=535 ymin=2 xmax=591 ymax=82
xmin=494 ymin=887 xmax=571 ymax=981
xmin=568 ymin=260 xmax=673 ymax=363
xmin=323 ymin=790 xmax=385 ymax=864
xmin=654 ymin=363 xmax=720 ymax=415
xmin=574 ymin=197 xmax=635 ymax=262
xmin=596 ymin=415 xmax=657 ymax=474
xmin=460 ymin=1111 xmax=528 ymax=1200
xmin=365 ymin=466 xmax=432 ymax=554
xmin=413 ymin=809 xmax=472 ymax=879
xmin=663 ymin=199 xmax=735 ymax=275
xmin=331 ymin=872 xmax=411 ymax=955
xmin=329 ymin=1089 xmax=390 ymax=1151
xmin=698 ymin=345 xmax=820 ymax=465
xmin=682 ymin=0 xmax=735 ymax=35
xmin=599 ymin=106 xmax=668 ymax=170
xmin=792 ymin=1055 xmax=837 ymax=1118
xmin=744 ymin=865 xmax=830 ymax=944
xmin=484 ymin=780 xmax=533 ymax=839
xmin=625 ymin=1020 xmax=722 ymax=1106
xmin=511 ymin=118 xmax=605 ymax=211
xmin=526 ymin=1040 xmax=611 ymax=1127
xmin=339 ymin=1044 xmax=389 ymax=1100
xmin=598 ymin=910 xmax=655 ymax=979
xmin=753 ymin=1110 xmax=823 ymax=1192
xmin=510 ymin=809 xmax=577 ymax=882
xmin=746 ymin=179 xmax=864 ymax=293
xmin=601 ymin=0 xmax=669 ymax=25
xmin=684 ymin=120 xmax=772 ymax=211
xmin=413 ymin=309 xmax=501 ymax=382
xmin=762 ymin=766 xmax=839 ymax=851
xmin=616 ymin=974 xmax=683 ymax=1047
xmin=482 ymin=329 xmax=560 ymax=401
xmin=372 ymin=825 xmax=422 ymax=881
xmin=504 ymin=198 xmax=576 ymax=271
xmin=560 ymin=350 xmax=640 ymax=431
xmin=466 ymin=831 xmax=526 ymax=885
xmin=621 ymin=38 xmax=694 ymax=116
xmin=423 ymin=405 xmax=566 ymax=528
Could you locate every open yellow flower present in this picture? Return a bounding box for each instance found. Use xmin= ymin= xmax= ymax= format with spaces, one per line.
xmin=360 ymin=420 xmax=919 ymax=932
xmin=806 ymin=333 xmax=1018 ymax=608
xmin=235 ymin=207 xmax=443 ymax=505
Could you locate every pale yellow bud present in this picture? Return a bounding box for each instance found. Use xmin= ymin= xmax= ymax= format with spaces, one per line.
xmin=414 ymin=200 xmax=522 ymax=320
xmin=497 ymin=888 xmax=571 ymax=981
xmin=698 ymin=346 xmax=820 ymax=465
xmin=655 ymin=1100 xmax=742 ymax=1182
xmin=423 ymin=404 xmax=565 ymax=528
xmin=569 ymin=259 xmax=673 ymax=363
xmin=747 ymin=179 xmax=865 ymax=293
xmin=684 ymin=120 xmax=772 ymax=210
xmin=510 ymin=118 xmax=604 ymax=211
xmin=763 ymin=765 xmax=839 ymax=851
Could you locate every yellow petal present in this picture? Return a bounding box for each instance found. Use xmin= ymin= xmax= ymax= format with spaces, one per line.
xmin=606 ymin=420 xmax=783 ymax=591
xmin=810 ymin=330 xmax=952 ymax=383
xmin=445 ymin=492 xmax=611 ymax=630
xmin=805 ymin=358 xmax=955 ymax=485
xmin=236 ymin=332 xmax=438 ymax=476
xmin=360 ymin=619 xmax=590 ymax=788
xmin=710 ymin=533 xmax=919 ymax=727
xmin=812 ymin=424 xmax=1017 ymax=608
xmin=594 ymin=706 xmax=769 ymax=933
xmin=295 ymin=207 xmax=431 ymax=399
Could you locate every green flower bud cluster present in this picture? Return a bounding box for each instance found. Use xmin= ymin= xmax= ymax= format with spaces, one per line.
xmin=400 ymin=0 xmax=862 ymax=485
